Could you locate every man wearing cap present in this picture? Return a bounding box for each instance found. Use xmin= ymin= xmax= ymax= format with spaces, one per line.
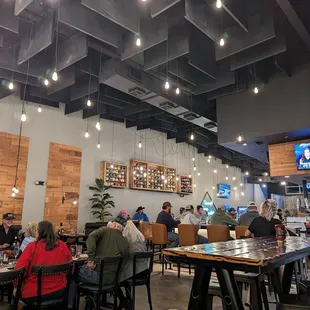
xmin=210 ymin=205 xmax=238 ymax=227
xmin=238 ymin=202 xmax=260 ymax=226
xmin=156 ymin=202 xmax=180 ymax=248
xmin=133 ymin=206 xmax=149 ymax=222
xmin=181 ymin=205 xmax=208 ymax=244
xmin=79 ymin=216 xmax=129 ymax=285
xmin=0 ymin=213 xmax=18 ymax=249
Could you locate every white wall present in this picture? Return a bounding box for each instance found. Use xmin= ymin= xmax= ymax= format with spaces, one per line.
xmin=0 ymin=95 xmax=254 ymax=230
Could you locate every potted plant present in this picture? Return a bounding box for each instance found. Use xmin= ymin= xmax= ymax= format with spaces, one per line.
xmin=89 ymin=178 xmax=115 ymax=222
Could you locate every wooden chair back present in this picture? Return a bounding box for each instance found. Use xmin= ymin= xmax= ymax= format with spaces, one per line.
xmin=178 ymin=224 xmax=198 ymax=246
xmin=206 ymin=225 xmax=230 ymax=243
xmin=235 ymin=226 xmax=249 ymax=239
xmin=152 ymin=223 xmax=169 ymax=245
xmin=140 ymin=221 xmax=152 ymax=240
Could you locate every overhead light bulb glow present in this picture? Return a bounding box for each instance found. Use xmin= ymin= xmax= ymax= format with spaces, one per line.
xmin=241 ymin=192 xmax=245 ymax=196
xmin=73 ymin=200 xmax=77 ymax=205
xmin=207 ymin=159 xmax=211 ymax=163
xmin=52 ymin=70 xmax=58 ymax=81
xmin=164 ymin=81 xmax=170 ymax=90
xmin=216 ymin=0 xmax=222 ymax=8
xmin=285 ymin=175 xmax=290 ymax=178
xmin=237 ymin=136 xmax=243 ymax=142
xmin=95 ymin=121 xmax=101 ymax=131
xmin=212 ymin=186 xmax=215 ymax=190
xmin=198 ymin=172 xmax=201 ymax=176
xmin=232 ymin=176 xmax=236 ymax=181
xmin=219 ymin=38 xmax=225 ymax=46
xmin=262 ymin=184 xmax=267 ymax=188
xmin=240 ymin=183 xmax=243 ymax=187
xmin=245 ymin=171 xmax=249 ymax=176
xmin=243 ymin=143 xmax=247 ymax=146
xmin=87 ymin=99 xmax=92 ymax=107
xmin=176 ymin=177 xmax=179 ymax=181
xmin=84 ymin=131 xmax=89 ymax=138
xmin=21 ymin=113 xmax=27 ymax=122
xmin=214 ymin=169 xmax=217 ymax=174
xmin=136 ymin=37 xmax=141 ymax=47
xmin=138 ymin=141 xmax=142 ymax=148
xmin=258 ymin=178 xmax=262 ymax=182
xmin=190 ymin=133 xmax=194 ymax=140
xmin=194 ymin=166 xmax=197 ymax=171
xmin=8 ymin=82 xmax=14 ymax=90
xmin=226 ymin=164 xmax=229 ymax=168
xmin=38 ymin=106 xmax=42 ymax=113
xmin=97 ymin=143 xmax=101 ymax=149
xmin=176 ymin=87 xmax=180 ymax=95
xmin=44 ymin=79 xmax=49 ymax=86
xmin=226 ymin=176 xmax=228 ymax=180
xmin=281 ymin=181 xmax=286 ymax=186
xmin=254 ymin=86 xmax=259 ymax=94
xmin=208 ymin=155 xmax=212 ymax=159
xmin=192 ymin=157 xmax=195 ymax=161
xmin=194 ymin=184 xmax=197 ymax=188
xmin=234 ymin=187 xmax=237 ymax=191
xmin=11 ymin=192 xmax=16 ymax=197
xmin=189 ymin=174 xmax=192 ymax=178
xmin=217 ymin=192 xmax=219 ymax=196
xmin=12 ymin=187 xmax=18 ymax=193
xmin=264 ymin=172 xmax=269 ymax=176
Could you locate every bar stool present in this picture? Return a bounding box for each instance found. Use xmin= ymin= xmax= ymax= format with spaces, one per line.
xmin=206 ymin=225 xmax=230 ymax=243
xmin=278 ymin=294 xmax=310 ymax=309
xmin=140 ymin=221 xmax=153 ymax=250
xmin=207 ymin=279 xmax=227 ymax=309
xmin=152 ymin=223 xmax=170 ymax=275
xmin=177 ymin=224 xmax=198 ymax=278
xmin=235 ymin=226 xmax=248 ymax=239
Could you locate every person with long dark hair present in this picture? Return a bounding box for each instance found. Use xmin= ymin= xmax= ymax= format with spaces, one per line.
xmin=14 ymin=221 xmax=72 ymax=304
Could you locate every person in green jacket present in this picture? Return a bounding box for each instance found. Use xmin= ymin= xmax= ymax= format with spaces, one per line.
xmin=78 ymin=216 xmax=129 ymax=286
xmin=210 ymin=205 xmax=238 ymax=226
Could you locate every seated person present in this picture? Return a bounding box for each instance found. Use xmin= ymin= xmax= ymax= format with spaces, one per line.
xmin=14 ymin=221 xmax=72 ymax=304
xmin=78 ymin=216 xmax=129 ymax=285
xmin=238 ymin=202 xmax=259 ymax=226
xmin=119 ymin=220 xmax=148 ymax=282
xmin=156 ymin=202 xmax=180 ymax=248
xmin=195 ymin=205 xmax=207 ymax=222
xmin=210 ymin=205 xmax=238 ymax=226
xmin=20 ymin=221 xmax=37 ymax=252
xmin=133 ymin=207 xmax=149 ymax=222
xmin=228 ymin=207 xmax=237 ymax=220
xmin=0 ymin=213 xmax=18 ymax=249
xmin=181 ymin=205 xmax=208 ymax=244
xmin=119 ymin=210 xmax=128 ymax=219
xmin=245 ymin=199 xmax=282 ymax=238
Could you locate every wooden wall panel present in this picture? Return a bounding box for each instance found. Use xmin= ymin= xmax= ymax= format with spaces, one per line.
xmin=44 ymin=143 xmax=82 ymax=230
xmin=269 ymin=139 xmax=310 ymax=177
xmin=0 ymin=132 xmax=29 ymax=224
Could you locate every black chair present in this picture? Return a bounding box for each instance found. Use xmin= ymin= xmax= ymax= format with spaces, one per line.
xmin=278 ymin=294 xmax=310 ymax=309
xmin=121 ymin=251 xmax=154 ymax=310
xmin=77 ymin=256 xmax=123 ymax=310
xmin=0 ymin=268 xmax=24 ymax=310
xmin=84 ymin=222 xmax=107 ymax=237
xmin=29 ymin=261 xmax=73 ymax=310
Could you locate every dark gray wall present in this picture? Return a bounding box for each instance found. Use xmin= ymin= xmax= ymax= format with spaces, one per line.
xmin=217 ymin=65 xmax=310 ymax=144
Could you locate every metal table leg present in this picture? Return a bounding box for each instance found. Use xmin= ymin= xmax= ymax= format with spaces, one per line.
xmin=188 ymin=263 xmax=212 ymax=310
xmin=216 ymin=268 xmax=245 ymax=310
xmin=282 ymin=262 xmax=295 ymax=294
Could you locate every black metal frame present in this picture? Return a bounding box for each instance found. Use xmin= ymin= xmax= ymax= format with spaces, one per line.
xmin=31 ymin=261 xmax=73 ymax=310
xmin=77 ymin=256 xmax=123 ymax=310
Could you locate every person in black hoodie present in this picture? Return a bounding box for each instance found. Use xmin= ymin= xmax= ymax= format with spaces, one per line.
xmin=156 ymin=202 xmax=180 ymax=248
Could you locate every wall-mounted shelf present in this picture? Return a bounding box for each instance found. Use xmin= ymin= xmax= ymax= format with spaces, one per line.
xmin=101 ymin=161 xmax=128 ymax=188
xmin=177 ymin=174 xmax=193 ymax=195
xmin=129 ymin=159 xmax=177 ymax=193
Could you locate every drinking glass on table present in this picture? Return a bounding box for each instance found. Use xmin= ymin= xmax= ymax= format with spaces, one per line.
xmin=0 ymin=252 xmax=3 ymax=267
xmin=13 ymin=245 xmax=19 ymax=262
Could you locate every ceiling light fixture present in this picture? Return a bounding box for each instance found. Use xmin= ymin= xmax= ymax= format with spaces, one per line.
xmin=241 ymin=192 xmax=245 ymax=196
xmin=8 ymin=82 xmax=14 ymax=90
xmin=85 ymin=131 xmax=89 ymax=138
xmin=285 ymin=175 xmax=290 ymax=178
xmin=207 ymin=159 xmax=211 ymax=163
xmin=194 ymin=166 xmax=197 ymax=171
xmin=38 ymin=106 xmax=42 ymax=113
xmin=192 ymin=157 xmax=195 ymax=161
xmin=245 ymin=171 xmax=249 ymax=176
xmin=243 ymin=143 xmax=247 ymax=146
xmin=176 ymin=87 xmax=180 ymax=95
xmin=226 ymin=164 xmax=229 ymax=168
xmin=226 ymin=176 xmax=228 ymax=180
xmin=164 ymin=80 xmax=170 ymax=90
xmin=44 ymin=79 xmax=49 ymax=86
xmin=214 ymin=169 xmax=217 ymax=174
xmin=11 ymin=192 xmax=16 ymax=197
xmin=95 ymin=117 xmax=101 ymax=131
xmin=198 ymin=172 xmax=201 ymax=176
xmin=190 ymin=133 xmax=195 ymax=140
xmin=258 ymin=178 xmax=262 ymax=182
xmin=219 ymin=38 xmax=225 ymax=46
xmin=212 ymin=186 xmax=215 ymax=190
xmin=87 ymin=99 xmax=92 ymax=107
xmin=52 ymin=70 xmax=58 ymax=82
xmin=138 ymin=141 xmax=142 ymax=148
xmin=237 ymin=135 xmax=243 ymax=142
xmin=262 ymin=184 xmax=267 ymax=188
xmin=97 ymin=142 xmax=101 ymax=149
xmin=281 ymin=181 xmax=286 ymax=186
xmin=264 ymin=172 xmax=269 ymax=176
xmin=240 ymin=183 xmax=243 ymax=187
xmin=189 ymin=174 xmax=192 ymax=178
xmin=216 ymin=0 xmax=222 ymax=8
xmin=232 ymin=176 xmax=236 ymax=181
xmin=136 ymin=37 xmax=141 ymax=47
xmin=254 ymin=86 xmax=259 ymax=94
xmin=21 ymin=113 xmax=27 ymax=122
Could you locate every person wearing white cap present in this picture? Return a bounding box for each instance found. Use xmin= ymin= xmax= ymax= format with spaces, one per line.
xmin=181 ymin=205 xmax=208 ymax=244
xmin=238 ymin=202 xmax=260 ymax=226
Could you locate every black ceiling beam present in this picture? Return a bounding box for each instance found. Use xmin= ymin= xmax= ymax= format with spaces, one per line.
xmin=14 ymin=0 xmax=33 ymax=16
xmin=70 ymin=78 xmax=98 ymax=101
xmin=0 ymin=69 xmax=41 ymax=87
xmin=150 ymin=0 xmax=182 ymax=17
xmin=29 ymin=86 xmax=71 ymax=104
xmin=149 ymin=119 xmax=178 ymax=132
xmin=0 ymin=85 xmax=12 ymax=100
xmin=104 ymin=86 xmax=139 ymax=106
xmin=125 ymin=102 xmax=152 ymax=116
xmin=81 ymin=0 xmax=139 ymax=33
xmin=21 ymin=86 xmax=59 ymax=108
xmin=58 ymin=0 xmax=123 ymax=48
xmin=276 ymin=0 xmax=310 ymax=51
xmin=126 ymin=119 xmax=149 ymax=128
xmin=0 ymin=1 xmax=18 ymax=34
xmin=274 ymin=54 xmax=292 ymax=77
xmin=137 ymin=107 xmax=165 ymax=119
xmin=222 ymin=0 xmax=248 ymax=32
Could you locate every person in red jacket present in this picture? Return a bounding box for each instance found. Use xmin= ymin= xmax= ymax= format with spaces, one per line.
xmin=14 ymin=221 xmax=72 ymax=304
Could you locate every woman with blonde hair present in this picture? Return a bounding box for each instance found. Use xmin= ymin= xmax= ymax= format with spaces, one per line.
xmin=245 ymin=199 xmax=282 ymax=238
xmin=20 ymin=221 xmax=38 ymax=252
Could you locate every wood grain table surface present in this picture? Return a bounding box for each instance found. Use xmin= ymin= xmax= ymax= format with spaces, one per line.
xmin=162 ymin=236 xmax=310 ymax=269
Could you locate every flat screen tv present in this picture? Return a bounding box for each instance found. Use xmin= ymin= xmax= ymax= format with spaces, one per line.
xmin=217 ymin=183 xmax=231 ymax=199
xmin=294 ymin=143 xmax=310 ymax=170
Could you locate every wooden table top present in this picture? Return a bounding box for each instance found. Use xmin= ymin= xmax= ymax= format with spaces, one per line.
xmin=162 ymin=237 xmax=310 ymax=269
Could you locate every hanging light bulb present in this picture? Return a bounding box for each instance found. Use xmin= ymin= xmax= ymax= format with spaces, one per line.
xmin=192 ymin=157 xmax=195 ymax=161
xmin=207 ymin=158 xmax=211 ymax=163
xmin=194 ymin=166 xmax=197 ymax=171
xmin=176 ymin=87 xmax=180 ymax=95
xmin=8 ymin=82 xmax=14 ymax=90
xmin=212 ymin=186 xmax=215 ymax=190
xmin=189 ymin=174 xmax=192 ymax=178
xmin=226 ymin=164 xmax=229 ymax=169
xmin=217 ymin=192 xmax=219 ymax=196
xmin=73 ymin=199 xmax=77 ymax=205
xmin=234 ymin=187 xmax=237 ymax=191
xmin=85 ymin=131 xmax=89 ymax=138
xmin=241 ymin=192 xmax=245 ymax=196
xmin=138 ymin=141 xmax=142 ymax=148
xmin=38 ymin=106 xmax=42 ymax=113
xmin=11 ymin=192 xmax=16 ymax=197
xmin=237 ymin=136 xmax=243 ymax=142
xmin=254 ymin=86 xmax=259 ymax=94
xmin=176 ymin=176 xmax=179 ymax=181
xmin=96 ymin=121 xmax=101 ymax=131
xmin=240 ymin=183 xmax=243 ymax=187
xmin=198 ymin=172 xmax=201 ymax=176
xmin=194 ymin=184 xmax=197 ymax=188
xmin=258 ymin=178 xmax=262 ymax=182
xmin=219 ymin=38 xmax=225 ymax=46
xmin=97 ymin=143 xmax=101 ymax=149
xmin=21 ymin=113 xmax=27 ymax=122
xmin=214 ymin=169 xmax=217 ymax=174
xmin=87 ymin=99 xmax=92 ymax=107
xmin=216 ymin=0 xmax=222 ymax=8
xmin=136 ymin=37 xmax=141 ymax=47
xmin=12 ymin=187 xmax=18 ymax=194
xmin=245 ymin=171 xmax=249 ymax=176
xmin=190 ymin=133 xmax=194 ymax=140
xmin=232 ymin=176 xmax=236 ymax=181
xmin=52 ymin=70 xmax=58 ymax=81
xmin=262 ymin=184 xmax=266 ymax=188
xmin=164 ymin=80 xmax=170 ymax=90
xmin=226 ymin=176 xmax=229 ymax=180
xmin=44 ymin=79 xmax=49 ymax=86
